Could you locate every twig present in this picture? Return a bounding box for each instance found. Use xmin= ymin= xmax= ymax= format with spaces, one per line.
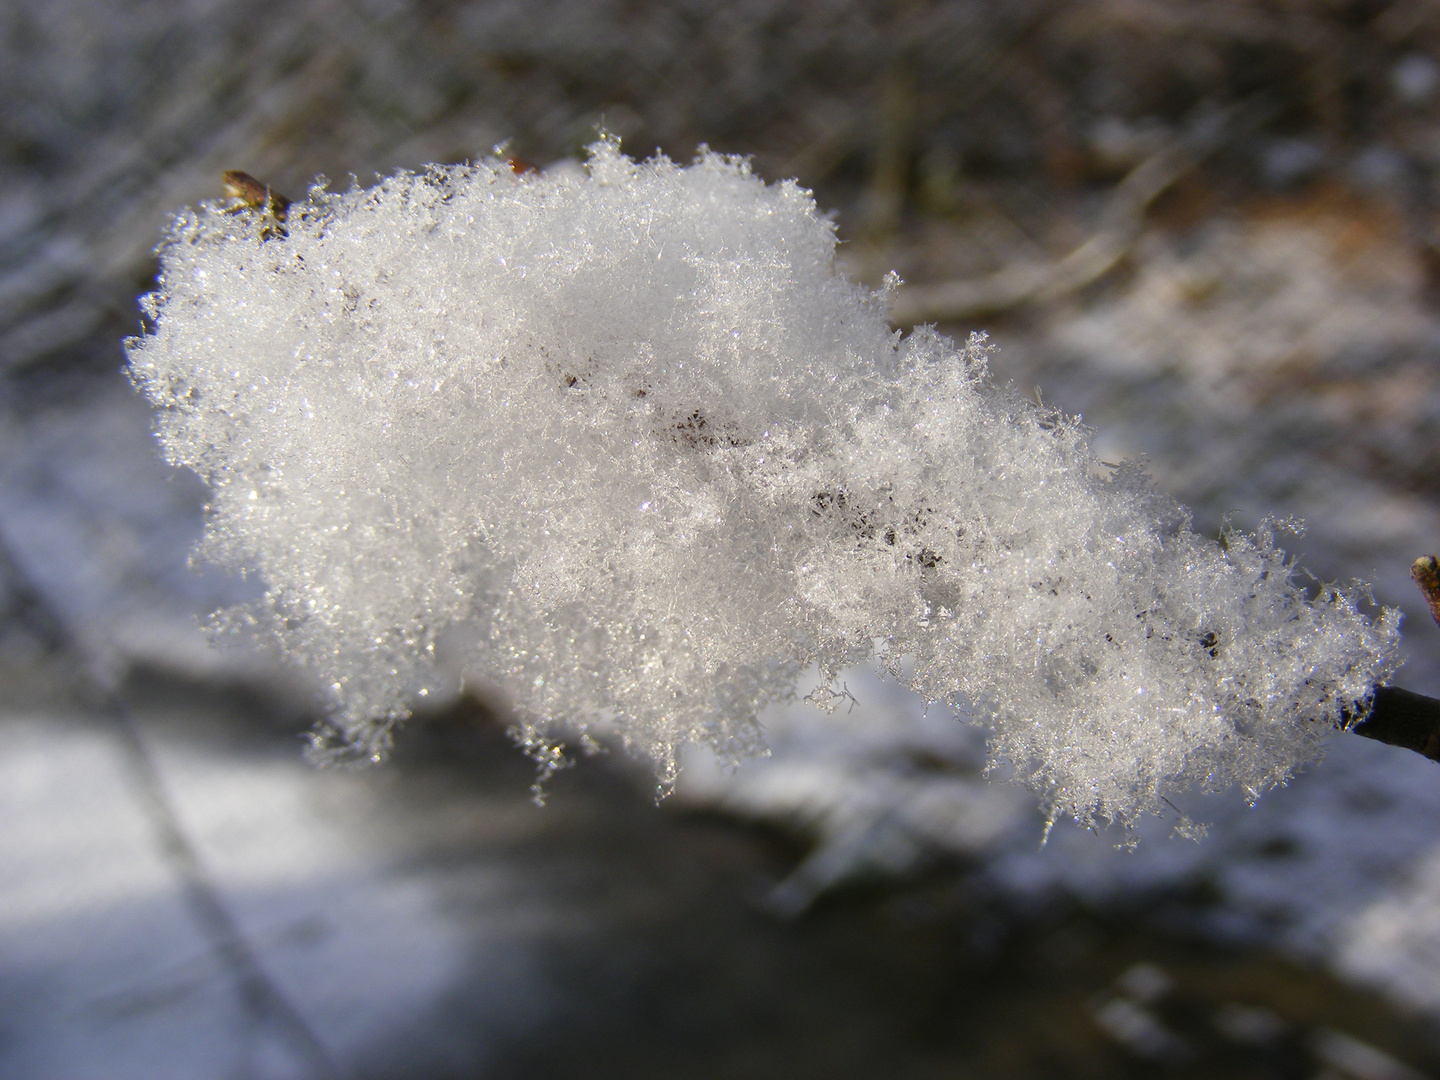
xmin=223 ymin=169 xmax=291 ymax=240
xmin=1350 ymin=686 xmax=1440 ymax=763
xmin=1344 ymin=555 xmax=1440 ymax=762
xmin=223 ymin=170 xmax=291 ymax=221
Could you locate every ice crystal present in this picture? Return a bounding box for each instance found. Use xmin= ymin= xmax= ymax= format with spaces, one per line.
xmin=126 ymin=139 xmax=1400 ymax=825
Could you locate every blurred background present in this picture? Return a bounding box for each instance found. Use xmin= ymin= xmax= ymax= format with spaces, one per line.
xmin=7 ymin=0 xmax=1440 ymax=1076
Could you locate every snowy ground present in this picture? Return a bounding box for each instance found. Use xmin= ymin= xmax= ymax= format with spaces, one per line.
xmin=0 ymin=710 xmax=512 ymax=1080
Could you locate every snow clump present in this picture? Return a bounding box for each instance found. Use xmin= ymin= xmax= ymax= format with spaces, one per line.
xmin=125 ymin=139 xmax=1400 ymax=826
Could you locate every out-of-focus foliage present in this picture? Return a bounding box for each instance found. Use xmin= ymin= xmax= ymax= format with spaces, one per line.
xmin=7 ymin=0 xmax=1440 ymax=378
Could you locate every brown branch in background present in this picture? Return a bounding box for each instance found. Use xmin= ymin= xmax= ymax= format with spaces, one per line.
xmin=781 ymin=1 xmax=1058 ymax=192
xmin=1008 ymin=45 xmax=1084 ymax=191
xmin=890 ymin=138 xmax=1194 ymax=323
xmin=858 ymin=63 xmax=918 ymax=238
xmin=889 ymin=110 xmax=1231 ymax=325
xmin=889 ymin=89 xmax=1292 ymax=326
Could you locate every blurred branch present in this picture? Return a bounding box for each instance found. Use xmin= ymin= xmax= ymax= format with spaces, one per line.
xmin=1097 ymin=0 xmax=1339 ymax=53
xmin=786 ymin=1 xmax=1058 ymax=190
xmin=890 ymin=111 xmax=1229 ymax=325
xmin=858 ymin=63 xmax=918 ymax=237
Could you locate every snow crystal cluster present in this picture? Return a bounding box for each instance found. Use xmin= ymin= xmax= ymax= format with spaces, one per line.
xmin=126 ymin=139 xmax=1400 ymax=825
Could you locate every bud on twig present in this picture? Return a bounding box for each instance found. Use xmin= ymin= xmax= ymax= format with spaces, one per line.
xmin=1411 ymin=556 xmax=1440 ymax=628
xmin=222 ymin=170 xmax=290 ymax=238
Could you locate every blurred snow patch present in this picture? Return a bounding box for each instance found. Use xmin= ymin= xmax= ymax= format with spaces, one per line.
xmin=0 ymin=383 xmax=262 ymax=686
xmin=1339 ymin=842 xmax=1440 ymax=1018
xmin=682 ymin=670 xmax=1440 ymax=1021
xmin=1051 ymin=217 xmax=1427 ymax=394
xmin=677 ymin=667 xmax=1031 ymax=913
xmin=1392 ymin=54 xmax=1440 ymax=105
xmin=0 ymin=713 xmax=534 ymax=1079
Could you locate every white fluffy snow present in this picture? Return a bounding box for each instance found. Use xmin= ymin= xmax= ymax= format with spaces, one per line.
xmin=127 ymin=140 xmax=1399 ymax=825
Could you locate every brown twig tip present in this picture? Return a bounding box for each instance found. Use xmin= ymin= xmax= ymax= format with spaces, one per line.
xmin=222 ymin=169 xmax=290 ymax=222
xmin=1412 ymin=556 xmax=1440 ymax=629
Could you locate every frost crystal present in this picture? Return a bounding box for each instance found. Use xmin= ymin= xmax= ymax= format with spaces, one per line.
xmin=126 ymin=140 xmax=1400 ymax=825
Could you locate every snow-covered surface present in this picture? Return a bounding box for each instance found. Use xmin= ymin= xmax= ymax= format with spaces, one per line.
xmin=679 ymin=666 xmax=1440 ymax=971
xmin=679 ymin=668 xmax=1032 ymax=916
xmin=1339 ymin=843 xmax=1440 ymax=1018
xmin=0 ymin=711 xmax=545 ymax=1080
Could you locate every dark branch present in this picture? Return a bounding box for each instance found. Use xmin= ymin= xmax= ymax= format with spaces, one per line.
xmin=1350 ymin=686 xmax=1440 ymax=762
